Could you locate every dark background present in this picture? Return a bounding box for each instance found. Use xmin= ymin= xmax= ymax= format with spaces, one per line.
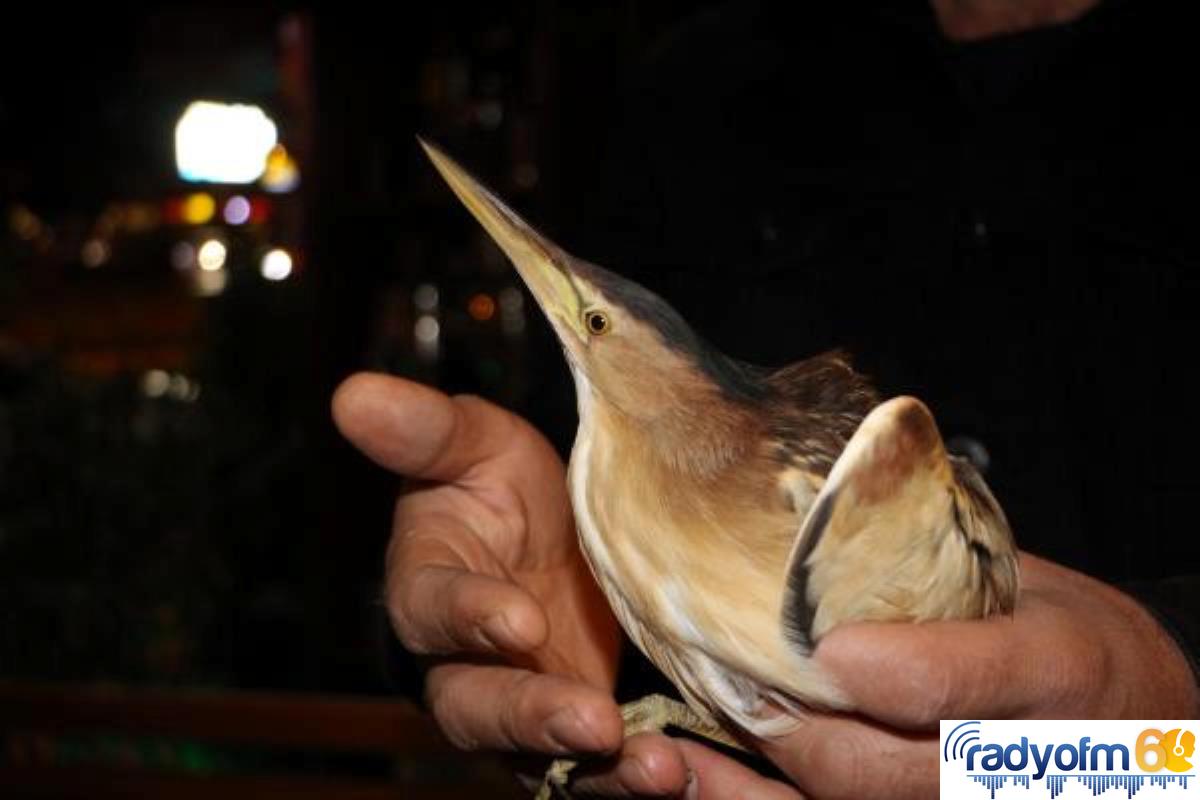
xmin=1 ymin=0 xmax=1196 ymax=793
xmin=0 ymin=0 xmax=682 ymax=694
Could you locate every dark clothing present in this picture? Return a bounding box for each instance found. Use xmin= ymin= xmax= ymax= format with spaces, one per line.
xmin=570 ymin=0 xmax=1200 ymax=683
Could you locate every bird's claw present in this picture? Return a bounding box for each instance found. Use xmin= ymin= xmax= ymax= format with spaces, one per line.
xmin=533 ymin=694 xmax=742 ymax=798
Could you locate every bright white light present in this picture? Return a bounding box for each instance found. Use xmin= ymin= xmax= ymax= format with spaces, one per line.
xmin=260 ymin=248 xmax=293 ymax=281
xmin=414 ymin=314 xmax=440 ymax=361
xmin=175 ymin=101 xmax=278 ymax=184
xmin=223 ymin=195 xmax=252 ymax=225
xmin=141 ymin=370 xmax=170 ymax=398
xmin=414 ymin=315 xmax=440 ymax=343
xmin=197 ymin=239 xmax=227 ymax=271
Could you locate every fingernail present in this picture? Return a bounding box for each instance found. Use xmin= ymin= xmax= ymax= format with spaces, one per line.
xmin=546 ymin=706 xmax=603 ymax=753
xmin=685 ymin=770 xmax=700 ymax=800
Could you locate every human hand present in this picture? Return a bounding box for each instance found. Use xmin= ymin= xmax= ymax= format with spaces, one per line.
xmin=335 ymin=374 xmax=797 ymax=796
xmin=524 ymin=551 xmax=1196 ymax=800
xmin=746 ymin=552 xmax=1200 ymax=800
xmin=336 ymin=380 xmax=1198 ymax=798
xmin=332 ymin=371 xmax=619 ymax=728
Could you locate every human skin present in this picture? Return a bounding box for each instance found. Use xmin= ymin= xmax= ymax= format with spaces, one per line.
xmin=929 ymin=0 xmax=1100 ymax=41
xmin=332 ymin=373 xmax=1199 ymax=800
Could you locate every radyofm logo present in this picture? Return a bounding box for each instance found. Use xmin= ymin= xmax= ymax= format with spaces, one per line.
xmin=940 ymin=720 xmax=1198 ymax=799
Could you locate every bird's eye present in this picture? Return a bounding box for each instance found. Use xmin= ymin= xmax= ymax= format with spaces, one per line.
xmin=584 ymin=310 xmax=611 ymax=336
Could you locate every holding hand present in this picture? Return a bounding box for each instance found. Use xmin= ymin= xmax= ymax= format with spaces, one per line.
xmin=333 ymin=374 xmax=799 ymax=796
xmin=334 ymin=374 xmax=1199 ymax=799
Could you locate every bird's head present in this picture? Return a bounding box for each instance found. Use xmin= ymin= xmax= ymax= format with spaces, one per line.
xmin=421 ymin=139 xmax=763 ymax=438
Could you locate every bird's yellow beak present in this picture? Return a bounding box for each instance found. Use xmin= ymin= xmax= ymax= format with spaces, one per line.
xmin=419 ymin=138 xmax=586 ymax=343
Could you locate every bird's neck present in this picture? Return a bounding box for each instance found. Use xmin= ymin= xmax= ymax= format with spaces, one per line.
xmin=588 ymin=385 xmax=760 ymax=481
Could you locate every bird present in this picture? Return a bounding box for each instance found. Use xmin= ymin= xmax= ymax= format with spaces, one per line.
xmin=419 ymin=139 xmax=1020 ymax=799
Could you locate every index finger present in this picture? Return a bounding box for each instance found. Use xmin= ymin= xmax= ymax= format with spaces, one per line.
xmin=331 ymin=372 xmax=527 ymax=482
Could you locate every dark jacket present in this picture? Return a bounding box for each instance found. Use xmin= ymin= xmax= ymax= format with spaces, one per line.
xmin=571 ymin=0 xmax=1200 ymax=685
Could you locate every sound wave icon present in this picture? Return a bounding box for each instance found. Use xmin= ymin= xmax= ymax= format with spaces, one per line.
xmin=945 ymin=720 xmax=982 ymax=762
xmin=969 ymin=773 xmax=1194 ymax=799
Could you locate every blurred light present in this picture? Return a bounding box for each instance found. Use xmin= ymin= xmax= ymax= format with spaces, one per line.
xmin=197 ymin=239 xmax=227 ymax=271
xmin=171 ymin=241 xmax=196 ymax=271
xmin=260 ymin=248 xmax=293 ymax=281
xmin=415 ymin=314 xmax=440 ymax=361
xmin=499 ymin=286 xmax=526 ymax=336
xmin=247 ymin=196 xmax=272 ymax=224
xmin=260 ymin=144 xmax=300 ymax=193
xmin=468 ymin=293 xmax=496 ymax=321
xmin=141 ymin=369 xmax=170 ymax=398
xmin=124 ymin=202 xmax=161 ymax=232
xmin=414 ymin=315 xmax=440 ymax=344
xmin=223 ymin=195 xmax=252 ymax=225
xmin=498 ymin=286 xmax=523 ymax=313
xmin=162 ymin=197 xmax=184 ymax=225
xmin=182 ymin=192 xmax=216 ymax=225
xmin=9 ymin=205 xmax=42 ymax=241
xmin=168 ymin=374 xmax=191 ymax=400
xmin=191 ymin=267 xmax=228 ymax=297
xmin=476 ymin=101 xmax=503 ymax=129
xmin=95 ymin=207 xmax=120 ymax=237
xmin=175 ymin=101 xmax=278 ymax=184
xmin=81 ymin=239 xmax=110 ymax=268
xmin=414 ymin=283 xmax=439 ymax=312
xmin=513 ymin=162 xmax=539 ymax=189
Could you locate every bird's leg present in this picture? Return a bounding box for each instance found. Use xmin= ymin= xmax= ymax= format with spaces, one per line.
xmin=535 ymin=695 xmax=747 ymax=799
xmin=620 ymin=693 xmax=746 ymax=751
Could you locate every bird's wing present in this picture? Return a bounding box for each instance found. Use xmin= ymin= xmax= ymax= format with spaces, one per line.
xmin=779 ymin=396 xmax=1018 ymax=652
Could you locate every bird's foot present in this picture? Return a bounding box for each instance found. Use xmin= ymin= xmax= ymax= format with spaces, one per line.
xmin=534 ymin=757 xmax=576 ymax=800
xmin=620 ymin=693 xmax=745 ymax=749
xmin=535 ymin=694 xmax=744 ymax=798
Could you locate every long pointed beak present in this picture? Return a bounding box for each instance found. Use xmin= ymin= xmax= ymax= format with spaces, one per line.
xmin=419 ymin=138 xmax=586 ymax=342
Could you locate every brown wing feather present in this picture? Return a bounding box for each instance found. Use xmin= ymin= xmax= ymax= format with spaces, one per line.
xmin=764 ymin=350 xmax=880 ymax=474
xmin=780 ymin=396 xmax=1019 ymax=650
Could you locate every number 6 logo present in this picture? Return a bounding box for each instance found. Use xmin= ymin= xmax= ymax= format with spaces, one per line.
xmin=1137 ymin=728 xmax=1195 ymax=773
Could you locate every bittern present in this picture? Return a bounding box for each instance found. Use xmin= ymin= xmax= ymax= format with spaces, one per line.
xmin=420 ymin=140 xmax=1019 ymax=798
